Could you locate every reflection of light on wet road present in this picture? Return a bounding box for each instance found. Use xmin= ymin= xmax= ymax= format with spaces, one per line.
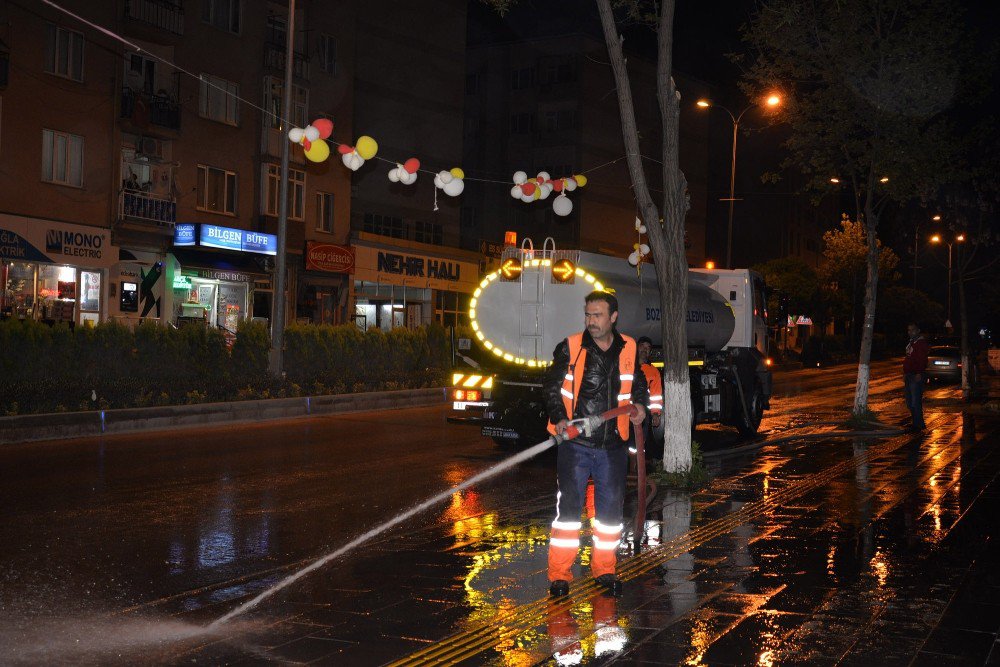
xmin=827 ymin=543 xmax=836 ymax=577
xmin=685 ymin=616 xmax=711 ymax=665
xmin=870 ymin=547 xmax=890 ymax=587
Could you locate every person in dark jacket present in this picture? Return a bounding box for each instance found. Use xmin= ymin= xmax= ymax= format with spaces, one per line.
xmin=544 ymin=291 xmax=648 ymax=597
xmin=903 ymin=322 xmax=929 ymax=431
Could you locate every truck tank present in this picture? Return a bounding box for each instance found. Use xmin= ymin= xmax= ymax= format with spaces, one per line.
xmin=471 ymin=252 xmax=736 ymax=366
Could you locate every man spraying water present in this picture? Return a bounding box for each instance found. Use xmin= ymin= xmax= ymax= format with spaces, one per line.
xmin=544 ymin=291 xmax=648 ymax=597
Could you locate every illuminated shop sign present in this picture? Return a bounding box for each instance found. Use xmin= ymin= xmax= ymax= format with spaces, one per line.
xmin=376 ymin=251 xmax=461 ymax=281
xmin=174 ymin=223 xmax=197 ymax=246
xmin=172 ymin=223 xmax=277 ymax=256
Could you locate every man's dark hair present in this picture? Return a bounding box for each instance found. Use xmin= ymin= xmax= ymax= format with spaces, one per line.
xmin=907 ymin=322 xmax=921 ymax=333
xmin=637 ymin=336 xmax=653 ymax=346
xmin=585 ymin=290 xmax=618 ymax=315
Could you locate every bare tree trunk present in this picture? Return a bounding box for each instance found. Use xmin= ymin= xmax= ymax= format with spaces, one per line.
xmin=958 ymin=262 xmax=970 ymax=400
xmin=852 ymin=209 xmax=880 ymax=415
xmin=595 ymin=0 xmax=692 ymax=472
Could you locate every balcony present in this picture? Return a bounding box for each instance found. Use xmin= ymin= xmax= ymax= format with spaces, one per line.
xmin=120 ymin=190 xmax=176 ymax=228
xmin=124 ymin=0 xmax=184 ymax=35
xmin=264 ymin=43 xmax=310 ymax=81
xmin=121 ymin=85 xmax=181 ymax=131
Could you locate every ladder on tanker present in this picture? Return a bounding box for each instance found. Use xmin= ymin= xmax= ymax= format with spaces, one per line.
xmin=510 ymin=238 xmax=555 ymax=363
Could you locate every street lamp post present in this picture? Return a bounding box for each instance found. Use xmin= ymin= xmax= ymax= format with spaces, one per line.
xmin=697 ymin=94 xmax=781 ymax=269
xmin=930 ymin=232 xmax=965 ymax=326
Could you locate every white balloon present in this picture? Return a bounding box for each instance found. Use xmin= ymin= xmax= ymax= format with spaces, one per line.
xmin=304 ymin=125 xmax=320 ymax=142
xmin=537 ymin=171 xmax=551 ymax=182
xmin=628 ymin=251 xmax=640 ymax=265
xmin=639 ymin=225 xmax=647 ymax=234
xmin=510 ymin=185 xmax=522 ymax=199
xmin=402 ymin=171 xmax=417 ymax=185
xmin=388 ymin=169 xmax=400 ymax=182
xmin=635 ymin=216 xmax=642 ymax=231
xmin=437 ymin=170 xmax=453 ymax=184
xmin=343 ymin=152 xmax=363 ymax=171
xmin=552 ymin=195 xmax=573 ymax=217
xmin=434 ymin=174 xmax=444 ymax=189
xmin=443 ymin=178 xmax=465 ymax=197
xmin=288 ymin=127 xmax=305 ymax=143
xmin=539 ymin=187 xmax=551 ymax=200
xmin=520 ymin=194 xmax=534 ymax=203
xmin=564 ymin=179 xmax=578 ymax=192
xmin=513 ymin=170 xmax=527 ymax=185
xmin=640 ymin=244 xmax=650 ymax=254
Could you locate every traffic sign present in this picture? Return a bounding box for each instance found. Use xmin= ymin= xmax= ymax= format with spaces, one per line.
xmin=500 ymin=257 xmax=523 ymax=281
xmin=552 ymin=258 xmax=576 ymax=284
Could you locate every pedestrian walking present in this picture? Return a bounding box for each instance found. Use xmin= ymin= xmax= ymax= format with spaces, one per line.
xmin=903 ymin=322 xmax=929 ymax=431
xmin=544 ymin=291 xmax=648 ymax=597
xmin=635 ymin=336 xmax=663 ymax=459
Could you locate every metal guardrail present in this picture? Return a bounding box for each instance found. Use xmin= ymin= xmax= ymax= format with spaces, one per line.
xmin=120 ymin=190 xmax=176 ymax=226
xmin=124 ymin=0 xmax=184 ymax=35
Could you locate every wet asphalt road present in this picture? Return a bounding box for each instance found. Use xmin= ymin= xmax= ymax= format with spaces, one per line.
xmin=2 ymin=359 xmax=997 ymax=665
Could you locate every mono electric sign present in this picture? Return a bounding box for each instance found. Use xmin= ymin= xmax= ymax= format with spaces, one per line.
xmin=45 ymin=228 xmax=106 ymax=259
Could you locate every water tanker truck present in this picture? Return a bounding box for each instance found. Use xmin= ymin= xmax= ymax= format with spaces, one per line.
xmin=449 ymin=240 xmax=773 ymax=446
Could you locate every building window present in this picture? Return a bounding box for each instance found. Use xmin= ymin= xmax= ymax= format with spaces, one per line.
xmin=414 ymin=221 xmax=443 ymax=245
xmin=318 ymin=34 xmax=337 ymax=75
xmin=510 ymin=66 xmax=534 ymax=90
xmin=435 ymin=290 xmax=470 ymax=328
xmin=263 ymin=164 xmax=304 ymax=220
xmin=41 ymin=129 xmax=83 ymax=187
xmin=316 ymin=192 xmax=334 ymax=232
xmin=363 ymin=213 xmax=405 ymax=239
xmin=460 ymin=207 xmax=477 ymax=229
xmin=199 ymin=74 xmax=239 ymax=125
xmin=509 ymin=112 xmax=534 ymax=134
xmin=543 ymin=109 xmax=576 ymax=133
xmin=44 ymin=24 xmax=84 ymax=82
xmin=263 ymin=76 xmax=308 ymax=131
xmin=465 ymin=73 xmax=480 ymax=95
xmin=203 ymin=0 xmax=241 ymax=33
xmin=197 ymin=164 xmax=237 ymax=215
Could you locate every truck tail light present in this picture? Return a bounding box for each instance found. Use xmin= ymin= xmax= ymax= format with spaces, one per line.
xmin=454 ymin=389 xmax=465 ymax=400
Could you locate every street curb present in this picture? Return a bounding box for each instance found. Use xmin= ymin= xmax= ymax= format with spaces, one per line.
xmin=0 ymin=387 xmax=448 ymax=445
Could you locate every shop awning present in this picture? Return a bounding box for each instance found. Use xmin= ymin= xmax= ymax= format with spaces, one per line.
xmin=171 ymin=248 xmax=270 ymax=278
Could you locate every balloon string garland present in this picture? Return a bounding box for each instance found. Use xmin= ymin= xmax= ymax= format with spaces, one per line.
xmin=42 ymin=0 xmax=634 ymax=219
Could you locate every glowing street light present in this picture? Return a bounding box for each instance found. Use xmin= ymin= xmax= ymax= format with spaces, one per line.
xmin=696 ymin=92 xmax=784 ymax=269
xmin=830 ymin=177 xmax=840 ymax=184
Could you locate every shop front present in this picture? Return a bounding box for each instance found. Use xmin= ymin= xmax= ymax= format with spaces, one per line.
xmin=351 ymin=235 xmax=481 ymax=331
xmin=298 ymin=241 xmax=354 ymax=325
xmin=0 ymin=214 xmax=117 ymax=326
xmin=167 ymin=223 xmax=274 ymax=334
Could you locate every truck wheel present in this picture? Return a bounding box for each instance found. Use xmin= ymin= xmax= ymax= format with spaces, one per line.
xmin=736 ymin=382 xmax=764 ymax=436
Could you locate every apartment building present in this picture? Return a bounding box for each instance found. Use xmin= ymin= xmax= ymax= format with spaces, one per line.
xmin=0 ymin=0 xmax=355 ymax=331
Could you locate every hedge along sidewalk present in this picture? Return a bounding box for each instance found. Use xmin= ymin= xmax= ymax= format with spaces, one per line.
xmin=0 ymin=387 xmax=448 ymax=445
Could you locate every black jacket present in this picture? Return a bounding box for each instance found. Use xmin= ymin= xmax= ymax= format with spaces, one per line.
xmin=544 ymin=330 xmax=649 ymax=449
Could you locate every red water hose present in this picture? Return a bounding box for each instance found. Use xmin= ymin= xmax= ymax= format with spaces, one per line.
xmin=557 ymin=404 xmax=647 ymax=541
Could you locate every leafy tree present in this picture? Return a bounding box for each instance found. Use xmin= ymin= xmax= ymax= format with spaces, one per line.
xmin=741 ymin=0 xmax=967 ymax=415
xmin=820 ymin=216 xmax=900 ymax=342
xmin=875 ymin=286 xmax=945 ymax=348
xmin=753 ymin=256 xmax=819 ymax=317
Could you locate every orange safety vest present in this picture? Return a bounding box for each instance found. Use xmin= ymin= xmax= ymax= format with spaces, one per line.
xmin=641 ymin=363 xmax=663 ymax=415
xmin=547 ymin=332 xmax=638 ymax=439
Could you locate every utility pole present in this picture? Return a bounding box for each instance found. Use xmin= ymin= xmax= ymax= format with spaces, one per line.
xmin=269 ymin=0 xmax=296 ymax=377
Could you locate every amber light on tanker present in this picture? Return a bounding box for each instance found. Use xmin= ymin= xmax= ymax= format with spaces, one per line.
xmin=453 ymin=388 xmax=481 ymax=401
xmin=499 ymin=257 xmax=523 ymax=281
xmin=551 ymin=258 xmax=576 ymax=283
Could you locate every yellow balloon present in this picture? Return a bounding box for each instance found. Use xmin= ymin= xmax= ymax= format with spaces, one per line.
xmin=304 ymin=139 xmax=330 ymax=163
xmin=574 ymin=174 xmax=588 ymax=187
xmin=532 ymin=188 xmax=541 ymax=200
xmin=450 ymin=167 xmax=465 ymax=180
xmin=356 ymin=135 xmax=378 ymax=160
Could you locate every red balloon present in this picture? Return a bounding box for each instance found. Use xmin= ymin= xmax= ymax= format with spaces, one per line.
xmin=301 ymin=138 xmax=312 ymax=151
xmin=337 ymin=144 xmax=354 ymax=155
xmin=521 ymin=183 xmax=536 ymax=196
xmin=312 ymin=118 xmax=333 ymax=139
xmin=553 ymin=179 xmax=564 ymax=192
xmin=403 ymin=158 xmax=421 ymax=174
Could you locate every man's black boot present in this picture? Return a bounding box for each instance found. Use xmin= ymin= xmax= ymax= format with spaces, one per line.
xmin=595 ymin=574 xmax=623 ymax=597
xmin=549 ymin=580 xmax=570 ymax=596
